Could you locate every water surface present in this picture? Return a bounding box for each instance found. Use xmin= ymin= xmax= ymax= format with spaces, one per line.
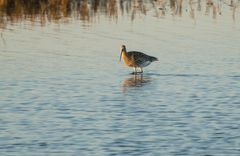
xmin=0 ymin=0 xmax=240 ymax=155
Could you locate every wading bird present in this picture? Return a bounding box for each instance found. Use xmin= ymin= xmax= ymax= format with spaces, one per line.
xmin=119 ymin=45 xmax=158 ymax=74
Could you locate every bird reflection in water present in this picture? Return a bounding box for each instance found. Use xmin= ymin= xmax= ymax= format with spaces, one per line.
xmin=121 ymin=74 xmax=152 ymax=92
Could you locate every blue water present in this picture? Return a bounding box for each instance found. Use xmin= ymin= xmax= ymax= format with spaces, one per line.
xmin=0 ymin=0 xmax=240 ymax=155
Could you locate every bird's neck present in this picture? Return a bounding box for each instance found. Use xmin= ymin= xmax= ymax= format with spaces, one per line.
xmin=121 ymin=50 xmax=127 ymax=56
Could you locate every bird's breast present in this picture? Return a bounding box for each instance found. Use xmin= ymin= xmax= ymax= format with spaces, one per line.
xmin=122 ymin=53 xmax=135 ymax=67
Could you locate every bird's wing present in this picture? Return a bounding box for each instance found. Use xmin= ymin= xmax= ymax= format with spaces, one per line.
xmin=128 ymin=51 xmax=150 ymax=65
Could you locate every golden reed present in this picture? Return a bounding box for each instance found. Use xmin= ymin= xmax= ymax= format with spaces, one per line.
xmin=0 ymin=0 xmax=238 ymax=29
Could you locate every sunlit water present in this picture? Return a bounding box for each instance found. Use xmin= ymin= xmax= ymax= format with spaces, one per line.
xmin=0 ymin=1 xmax=240 ymax=155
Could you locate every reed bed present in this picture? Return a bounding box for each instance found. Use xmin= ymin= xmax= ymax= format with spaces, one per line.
xmin=0 ymin=0 xmax=239 ymax=29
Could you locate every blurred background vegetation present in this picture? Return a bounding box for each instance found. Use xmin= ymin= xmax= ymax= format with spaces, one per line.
xmin=0 ymin=0 xmax=239 ymax=29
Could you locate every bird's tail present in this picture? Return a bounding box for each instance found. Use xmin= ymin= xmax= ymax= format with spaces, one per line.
xmin=150 ymin=56 xmax=158 ymax=62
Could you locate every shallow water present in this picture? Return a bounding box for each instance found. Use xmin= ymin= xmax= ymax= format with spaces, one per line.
xmin=0 ymin=0 xmax=240 ymax=155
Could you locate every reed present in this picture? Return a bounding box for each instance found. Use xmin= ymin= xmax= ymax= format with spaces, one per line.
xmin=0 ymin=0 xmax=238 ymax=29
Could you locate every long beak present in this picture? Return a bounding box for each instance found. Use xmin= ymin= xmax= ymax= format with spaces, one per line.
xmin=119 ymin=51 xmax=123 ymax=62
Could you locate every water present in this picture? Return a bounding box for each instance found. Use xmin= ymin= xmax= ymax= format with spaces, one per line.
xmin=0 ymin=0 xmax=240 ymax=155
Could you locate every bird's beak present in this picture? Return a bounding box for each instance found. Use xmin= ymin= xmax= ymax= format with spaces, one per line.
xmin=119 ymin=51 xmax=123 ymax=62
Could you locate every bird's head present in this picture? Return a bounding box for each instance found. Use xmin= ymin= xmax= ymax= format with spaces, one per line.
xmin=120 ymin=45 xmax=126 ymax=61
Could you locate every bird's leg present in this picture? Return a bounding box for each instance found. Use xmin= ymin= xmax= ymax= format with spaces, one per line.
xmin=135 ymin=67 xmax=139 ymax=74
xmin=132 ymin=67 xmax=137 ymax=74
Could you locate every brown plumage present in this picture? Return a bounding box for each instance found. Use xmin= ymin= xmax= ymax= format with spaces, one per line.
xmin=119 ymin=45 xmax=158 ymax=73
